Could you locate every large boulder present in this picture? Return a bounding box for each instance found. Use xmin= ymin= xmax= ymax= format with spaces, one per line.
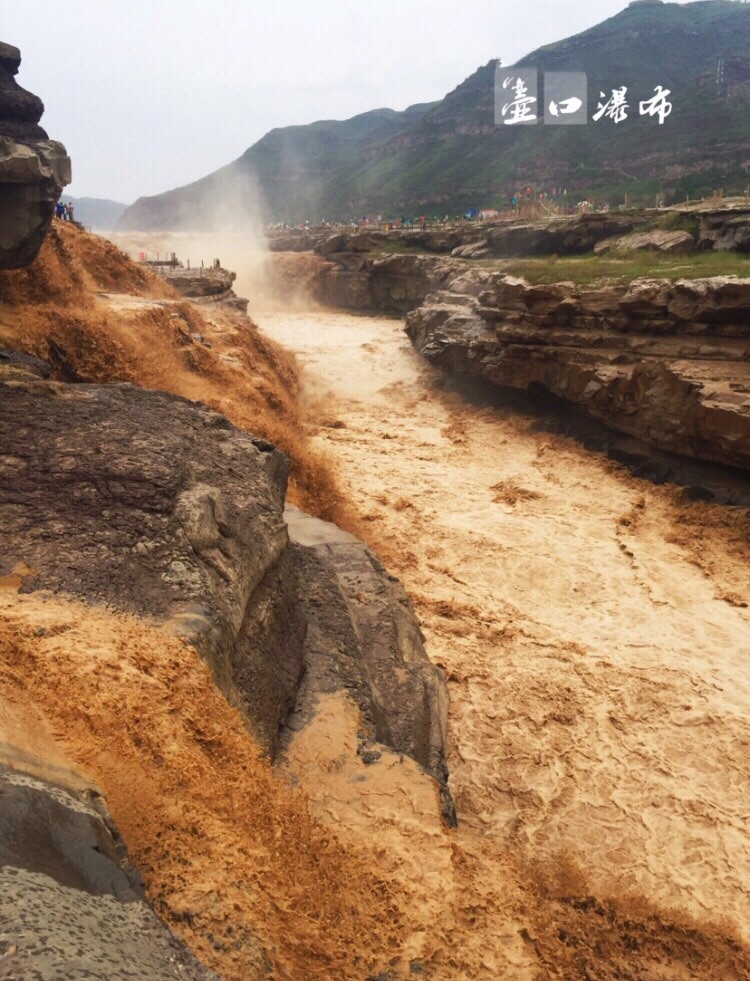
xmin=594 ymin=229 xmax=695 ymax=254
xmin=486 ymin=213 xmax=638 ymax=257
xmin=0 ymin=374 xmax=304 ymax=752
xmin=0 ymin=42 xmax=70 ymax=269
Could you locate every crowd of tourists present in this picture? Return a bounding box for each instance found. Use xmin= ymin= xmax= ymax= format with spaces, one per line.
xmin=265 ymin=192 xmax=617 ymax=233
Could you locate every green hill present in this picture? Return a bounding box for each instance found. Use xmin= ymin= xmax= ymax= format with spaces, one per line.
xmin=118 ymin=0 xmax=750 ymax=230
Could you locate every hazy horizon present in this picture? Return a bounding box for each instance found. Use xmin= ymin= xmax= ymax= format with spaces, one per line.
xmin=5 ymin=0 xmax=700 ymax=203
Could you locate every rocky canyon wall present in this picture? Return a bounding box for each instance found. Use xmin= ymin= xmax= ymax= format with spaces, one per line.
xmin=269 ymin=223 xmax=750 ymax=497
xmin=407 ymin=274 xmax=750 ymax=480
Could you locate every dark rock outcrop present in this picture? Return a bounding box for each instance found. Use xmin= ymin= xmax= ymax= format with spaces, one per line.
xmin=285 ymin=507 xmax=453 ymax=823
xmin=0 ymin=42 xmax=44 ymax=142
xmin=0 ymin=762 xmax=216 ymax=979
xmin=484 ymin=214 xmax=640 ymax=257
xmin=0 ymin=42 xmax=70 ymax=268
xmin=0 ymin=374 xmax=304 ymax=752
xmin=270 ymin=248 xmax=461 ymax=314
xmin=0 ymin=365 xmax=452 ymax=779
xmin=406 ymin=273 xmax=750 ymax=485
xmin=324 ymin=253 xmax=457 ymax=313
xmin=698 ymin=207 xmax=750 ymax=253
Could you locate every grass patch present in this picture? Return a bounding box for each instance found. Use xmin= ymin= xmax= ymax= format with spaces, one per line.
xmin=477 ymin=250 xmax=750 ymax=286
xmin=371 ymin=240 xmax=434 ymax=255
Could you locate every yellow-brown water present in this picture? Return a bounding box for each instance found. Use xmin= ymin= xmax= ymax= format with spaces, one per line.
xmin=258 ymin=308 xmax=750 ymax=974
xmin=3 ymin=222 xmax=750 ymax=977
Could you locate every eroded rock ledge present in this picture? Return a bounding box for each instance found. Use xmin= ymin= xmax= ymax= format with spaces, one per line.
xmin=407 ymin=274 xmax=750 ymax=479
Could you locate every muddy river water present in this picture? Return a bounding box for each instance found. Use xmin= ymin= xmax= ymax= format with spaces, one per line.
xmin=258 ymin=308 xmax=750 ymax=952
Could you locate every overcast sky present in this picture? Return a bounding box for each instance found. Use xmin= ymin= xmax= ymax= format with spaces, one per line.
xmin=6 ymin=0 xmax=642 ymax=203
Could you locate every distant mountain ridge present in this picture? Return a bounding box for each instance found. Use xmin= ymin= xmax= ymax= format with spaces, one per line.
xmin=65 ymin=196 xmax=128 ymax=230
xmin=118 ymin=0 xmax=750 ymax=230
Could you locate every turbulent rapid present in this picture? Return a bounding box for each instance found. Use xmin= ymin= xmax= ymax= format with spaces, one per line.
xmin=257 ymin=308 xmax=750 ymax=975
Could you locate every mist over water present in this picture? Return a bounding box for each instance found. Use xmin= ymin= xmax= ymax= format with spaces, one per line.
xmin=107 ymin=170 xmax=285 ymax=309
xmin=106 ymin=229 xmax=273 ymax=307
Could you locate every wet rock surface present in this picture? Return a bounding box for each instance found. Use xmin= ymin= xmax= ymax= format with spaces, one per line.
xmin=284 ymin=507 xmax=453 ymax=823
xmin=0 ymin=42 xmax=70 ymax=268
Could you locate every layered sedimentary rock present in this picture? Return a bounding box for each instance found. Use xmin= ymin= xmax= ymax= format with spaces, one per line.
xmin=699 ymin=206 xmax=750 ymax=252
xmin=268 ymin=225 xmax=487 ymax=257
xmin=0 ymin=42 xmax=70 ymax=268
xmin=406 ymin=273 xmax=750 ymax=478
xmin=323 ymin=253 xmax=457 ymax=313
xmin=483 ymin=214 xmax=641 ymax=257
xmin=162 ymin=263 xmax=249 ymax=311
xmin=268 ymin=207 xmax=750 ymax=269
xmin=269 ymin=247 xmax=459 ymax=314
xmin=594 ymin=229 xmax=696 ymax=254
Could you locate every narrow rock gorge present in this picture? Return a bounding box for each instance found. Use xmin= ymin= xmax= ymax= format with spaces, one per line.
xmin=3 ymin=39 xmax=750 ymax=980
xmin=270 ymin=219 xmax=750 ymax=501
xmin=0 ymin=206 xmax=461 ymax=975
